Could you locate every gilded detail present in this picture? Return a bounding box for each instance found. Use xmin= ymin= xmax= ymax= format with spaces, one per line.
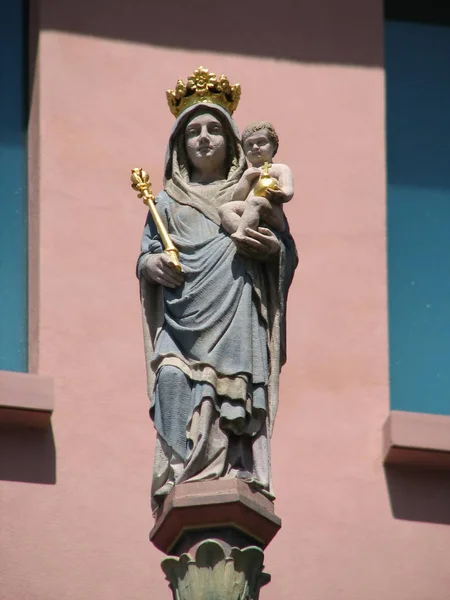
xmin=131 ymin=168 xmax=182 ymax=272
xmin=166 ymin=66 xmax=241 ymax=118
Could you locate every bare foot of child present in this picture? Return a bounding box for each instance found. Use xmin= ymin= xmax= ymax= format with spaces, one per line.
xmin=231 ymin=231 xmax=247 ymax=243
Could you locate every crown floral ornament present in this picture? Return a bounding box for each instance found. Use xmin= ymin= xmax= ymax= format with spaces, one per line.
xmin=166 ymin=66 xmax=241 ymax=118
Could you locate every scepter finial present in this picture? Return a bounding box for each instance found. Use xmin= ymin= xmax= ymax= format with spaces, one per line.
xmin=131 ymin=168 xmax=154 ymax=204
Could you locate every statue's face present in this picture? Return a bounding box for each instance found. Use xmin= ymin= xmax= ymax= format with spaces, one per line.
xmin=185 ymin=111 xmax=227 ymax=174
xmin=243 ymin=130 xmax=274 ymax=167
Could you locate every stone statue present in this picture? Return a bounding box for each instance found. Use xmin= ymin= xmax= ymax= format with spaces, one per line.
xmin=219 ymin=121 xmax=294 ymax=241
xmin=136 ymin=67 xmax=297 ymax=514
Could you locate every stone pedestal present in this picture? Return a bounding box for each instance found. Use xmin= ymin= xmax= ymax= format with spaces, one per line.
xmin=161 ymin=539 xmax=270 ymax=600
xmin=150 ymin=479 xmax=281 ymax=599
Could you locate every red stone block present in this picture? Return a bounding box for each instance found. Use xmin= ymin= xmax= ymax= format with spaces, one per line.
xmin=150 ymin=479 xmax=281 ymax=555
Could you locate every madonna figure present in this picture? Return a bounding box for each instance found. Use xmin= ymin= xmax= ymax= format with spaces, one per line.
xmin=137 ymin=68 xmax=297 ymax=513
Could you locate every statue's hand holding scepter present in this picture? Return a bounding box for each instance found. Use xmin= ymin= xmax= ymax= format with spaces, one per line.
xmin=131 ymin=168 xmax=183 ymax=275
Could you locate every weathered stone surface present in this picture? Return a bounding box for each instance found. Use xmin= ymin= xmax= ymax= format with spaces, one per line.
xmin=150 ymin=479 xmax=281 ymax=554
xmin=161 ymin=539 xmax=270 ymax=600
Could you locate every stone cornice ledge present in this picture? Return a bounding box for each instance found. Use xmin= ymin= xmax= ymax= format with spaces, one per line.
xmin=0 ymin=370 xmax=53 ymax=428
xmin=383 ymin=410 xmax=450 ymax=469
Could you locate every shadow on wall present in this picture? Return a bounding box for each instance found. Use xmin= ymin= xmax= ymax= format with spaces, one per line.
xmin=385 ymin=465 xmax=450 ymax=526
xmin=39 ymin=0 xmax=382 ymax=67
xmin=0 ymin=425 xmax=56 ymax=484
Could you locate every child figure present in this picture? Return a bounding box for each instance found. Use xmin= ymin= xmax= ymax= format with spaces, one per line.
xmin=219 ymin=121 xmax=294 ymax=241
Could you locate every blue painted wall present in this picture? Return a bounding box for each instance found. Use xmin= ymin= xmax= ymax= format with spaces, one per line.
xmin=0 ymin=1 xmax=28 ymax=372
xmin=386 ymin=20 xmax=450 ymax=414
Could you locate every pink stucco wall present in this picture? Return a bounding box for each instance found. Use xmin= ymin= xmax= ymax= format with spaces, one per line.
xmin=2 ymin=1 xmax=450 ymax=598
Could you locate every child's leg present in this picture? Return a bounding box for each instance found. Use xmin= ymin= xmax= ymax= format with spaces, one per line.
xmin=261 ymin=203 xmax=285 ymax=233
xmin=232 ymin=195 xmax=273 ymax=240
xmin=218 ymin=201 xmax=246 ymax=235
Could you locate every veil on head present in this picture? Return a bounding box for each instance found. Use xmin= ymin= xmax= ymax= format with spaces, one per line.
xmin=163 ymin=104 xmax=247 ymax=225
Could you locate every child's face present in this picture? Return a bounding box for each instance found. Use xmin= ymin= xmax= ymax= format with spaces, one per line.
xmin=243 ymin=130 xmax=274 ymax=167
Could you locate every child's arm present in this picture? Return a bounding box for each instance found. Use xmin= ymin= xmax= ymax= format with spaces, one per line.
xmin=278 ymin=165 xmax=294 ymax=202
xmin=266 ymin=164 xmax=294 ymax=204
xmin=232 ymin=167 xmax=261 ymax=201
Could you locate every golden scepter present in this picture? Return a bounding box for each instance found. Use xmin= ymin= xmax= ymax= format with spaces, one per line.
xmin=131 ymin=168 xmax=182 ymax=272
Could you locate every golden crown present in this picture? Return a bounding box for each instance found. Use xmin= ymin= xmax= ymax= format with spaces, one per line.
xmin=166 ymin=66 xmax=241 ymax=118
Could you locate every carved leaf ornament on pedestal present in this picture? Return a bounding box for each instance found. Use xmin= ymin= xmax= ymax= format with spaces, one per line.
xmin=161 ymin=540 xmax=270 ymax=600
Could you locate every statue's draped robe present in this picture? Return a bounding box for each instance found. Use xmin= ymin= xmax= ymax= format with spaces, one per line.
xmin=137 ymin=105 xmax=297 ymax=512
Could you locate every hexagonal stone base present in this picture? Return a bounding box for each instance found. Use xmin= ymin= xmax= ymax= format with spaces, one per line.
xmin=150 ymin=479 xmax=281 ymax=555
